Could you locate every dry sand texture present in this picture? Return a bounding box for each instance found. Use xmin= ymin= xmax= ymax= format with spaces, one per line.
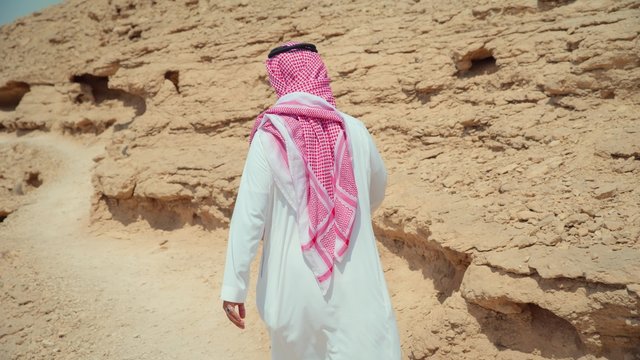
xmin=1 ymin=0 xmax=639 ymax=359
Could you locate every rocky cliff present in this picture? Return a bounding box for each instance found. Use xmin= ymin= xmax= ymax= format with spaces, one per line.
xmin=1 ymin=0 xmax=639 ymax=358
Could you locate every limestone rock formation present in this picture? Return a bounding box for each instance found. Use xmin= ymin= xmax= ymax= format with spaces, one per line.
xmin=0 ymin=142 xmax=56 ymax=219
xmin=1 ymin=0 xmax=639 ymax=358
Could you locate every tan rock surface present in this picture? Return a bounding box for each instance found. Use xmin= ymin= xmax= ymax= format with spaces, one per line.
xmin=1 ymin=0 xmax=639 ymax=358
xmin=0 ymin=139 xmax=61 ymax=219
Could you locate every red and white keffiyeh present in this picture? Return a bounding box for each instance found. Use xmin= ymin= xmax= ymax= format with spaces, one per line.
xmin=249 ymin=42 xmax=358 ymax=294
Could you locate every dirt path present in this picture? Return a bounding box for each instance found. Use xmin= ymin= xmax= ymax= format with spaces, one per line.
xmin=0 ymin=133 xmax=277 ymax=359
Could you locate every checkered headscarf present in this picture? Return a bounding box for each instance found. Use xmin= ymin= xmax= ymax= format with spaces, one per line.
xmin=264 ymin=42 xmax=336 ymax=107
xmin=249 ymin=42 xmax=358 ymax=293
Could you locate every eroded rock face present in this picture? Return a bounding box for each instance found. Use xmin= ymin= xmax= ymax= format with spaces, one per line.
xmin=0 ymin=143 xmax=60 ymax=220
xmin=1 ymin=0 xmax=639 ymax=357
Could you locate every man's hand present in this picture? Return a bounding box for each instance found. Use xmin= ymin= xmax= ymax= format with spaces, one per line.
xmin=223 ymin=301 xmax=245 ymax=329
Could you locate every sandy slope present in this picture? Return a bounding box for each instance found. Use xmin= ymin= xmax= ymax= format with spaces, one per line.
xmin=0 ymin=133 xmax=275 ymax=359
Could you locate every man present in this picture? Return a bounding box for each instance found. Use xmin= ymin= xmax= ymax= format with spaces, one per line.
xmin=220 ymin=42 xmax=401 ymax=359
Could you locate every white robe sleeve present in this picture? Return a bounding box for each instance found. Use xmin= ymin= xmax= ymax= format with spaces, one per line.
xmin=368 ymin=130 xmax=387 ymax=213
xmin=220 ymin=132 xmax=273 ymax=303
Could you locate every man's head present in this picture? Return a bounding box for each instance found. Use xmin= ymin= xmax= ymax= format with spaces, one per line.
xmin=265 ymin=41 xmax=336 ymax=106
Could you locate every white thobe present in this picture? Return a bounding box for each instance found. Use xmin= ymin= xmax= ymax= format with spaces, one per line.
xmin=220 ymin=109 xmax=401 ymax=360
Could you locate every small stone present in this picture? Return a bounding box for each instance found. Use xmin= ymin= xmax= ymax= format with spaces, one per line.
xmin=603 ymin=220 xmax=624 ymax=231
xmin=42 ymin=339 xmax=54 ymax=347
xmin=525 ymin=163 xmax=549 ymax=179
xmin=517 ymin=210 xmax=539 ymax=222
xmin=594 ymin=184 xmax=617 ymax=199
xmin=566 ymin=213 xmax=590 ymax=226
xmin=494 ymin=211 xmax=510 ymax=223
xmin=628 ymin=284 xmax=640 ymax=297
xmin=113 ymin=25 xmax=131 ymax=36
xmin=599 ymin=229 xmax=615 ymax=244
xmin=499 ymin=182 xmax=517 ymax=193
xmin=587 ymin=220 xmax=601 ymax=233
xmin=512 ymin=235 xmax=537 ymax=248
xmin=555 ymin=221 xmax=565 ymax=234
xmin=476 ymin=183 xmax=495 ymax=196
xmin=529 ymin=226 xmax=540 ymax=236
xmin=526 ymin=201 xmax=544 ymax=213
xmin=580 ymin=206 xmax=596 ymax=217
xmin=442 ymin=175 xmax=462 ymax=188
xmin=537 ymin=214 xmax=555 ymax=227
xmin=496 ymin=163 xmax=517 ymax=174
xmin=421 ymin=148 xmax=444 ymax=160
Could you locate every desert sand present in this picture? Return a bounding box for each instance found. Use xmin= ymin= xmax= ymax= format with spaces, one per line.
xmin=1 ymin=0 xmax=639 ymax=359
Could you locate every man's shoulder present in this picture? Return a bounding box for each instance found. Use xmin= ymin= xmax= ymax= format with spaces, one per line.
xmin=338 ymin=111 xmax=368 ymax=133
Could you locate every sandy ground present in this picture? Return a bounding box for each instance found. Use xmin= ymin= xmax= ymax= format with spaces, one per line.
xmin=0 ymin=133 xmax=434 ymax=359
xmin=0 ymin=133 xmax=270 ymax=359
